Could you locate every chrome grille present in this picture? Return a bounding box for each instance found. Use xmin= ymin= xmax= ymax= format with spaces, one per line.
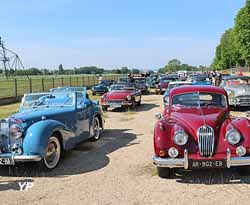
xmin=197 ymin=126 xmax=214 ymax=157
xmin=0 ymin=121 xmax=10 ymax=152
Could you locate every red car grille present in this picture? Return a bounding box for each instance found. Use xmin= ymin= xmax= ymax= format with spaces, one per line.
xmin=197 ymin=126 xmax=214 ymax=157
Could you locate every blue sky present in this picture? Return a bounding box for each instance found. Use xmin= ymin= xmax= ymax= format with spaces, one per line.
xmin=0 ymin=0 xmax=246 ymax=70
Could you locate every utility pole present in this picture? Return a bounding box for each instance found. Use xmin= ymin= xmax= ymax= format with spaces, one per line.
xmin=0 ymin=36 xmax=9 ymax=78
xmin=0 ymin=37 xmax=27 ymax=78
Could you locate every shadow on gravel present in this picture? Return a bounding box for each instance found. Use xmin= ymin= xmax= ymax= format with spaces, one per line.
xmin=110 ymin=103 xmax=159 ymax=113
xmin=171 ymin=168 xmax=250 ymax=185
xmin=0 ymin=129 xmax=137 ymax=178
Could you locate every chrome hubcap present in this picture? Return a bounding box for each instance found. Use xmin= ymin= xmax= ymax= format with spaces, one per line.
xmin=44 ymin=136 xmax=61 ymax=169
xmin=93 ymin=118 xmax=100 ymax=140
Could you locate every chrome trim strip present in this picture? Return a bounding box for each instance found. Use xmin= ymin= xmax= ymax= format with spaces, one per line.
xmin=14 ymin=155 xmax=42 ymax=162
xmin=226 ymin=148 xmax=231 ymax=168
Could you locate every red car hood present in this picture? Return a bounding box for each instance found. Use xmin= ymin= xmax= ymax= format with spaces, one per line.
xmin=171 ymin=107 xmax=226 ymax=140
xmin=158 ymin=82 xmax=169 ymax=88
xmin=104 ymin=90 xmax=132 ymax=100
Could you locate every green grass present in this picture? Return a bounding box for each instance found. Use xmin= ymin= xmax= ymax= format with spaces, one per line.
xmin=0 ymin=103 xmax=20 ymax=119
xmin=0 ymin=74 xmax=123 ymax=98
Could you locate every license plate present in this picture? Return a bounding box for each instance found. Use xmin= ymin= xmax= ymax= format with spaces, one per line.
xmin=189 ymin=160 xmax=226 ymax=169
xmin=0 ymin=157 xmax=14 ymax=165
xmin=109 ymin=103 xmax=121 ymax=108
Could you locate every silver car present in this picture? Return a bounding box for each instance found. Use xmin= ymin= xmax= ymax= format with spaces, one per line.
xmin=220 ymin=76 xmax=250 ymax=107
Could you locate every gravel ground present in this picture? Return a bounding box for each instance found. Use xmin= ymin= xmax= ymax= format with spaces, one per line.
xmin=1 ymin=94 xmax=250 ymax=205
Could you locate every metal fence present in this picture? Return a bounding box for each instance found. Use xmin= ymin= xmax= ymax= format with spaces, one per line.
xmin=0 ymin=74 xmax=124 ymax=99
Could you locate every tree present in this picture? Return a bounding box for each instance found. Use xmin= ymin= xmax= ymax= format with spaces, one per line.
xmin=166 ymin=59 xmax=181 ymax=72
xmin=120 ymin=67 xmax=130 ymax=74
xmin=212 ymin=28 xmax=240 ymax=70
xmin=131 ymin=68 xmax=140 ymax=74
xmin=58 ymin=64 xmax=64 ymax=74
xmin=234 ymin=0 xmax=250 ymax=66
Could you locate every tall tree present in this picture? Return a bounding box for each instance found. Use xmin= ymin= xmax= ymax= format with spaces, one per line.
xmin=234 ymin=0 xmax=250 ymax=66
xmin=58 ymin=64 xmax=64 ymax=74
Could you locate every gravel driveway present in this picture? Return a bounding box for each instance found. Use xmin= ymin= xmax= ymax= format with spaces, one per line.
xmin=1 ymin=94 xmax=250 ymax=205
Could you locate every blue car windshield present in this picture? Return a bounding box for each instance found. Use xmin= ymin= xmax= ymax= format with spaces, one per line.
xmin=21 ymin=92 xmax=75 ymax=109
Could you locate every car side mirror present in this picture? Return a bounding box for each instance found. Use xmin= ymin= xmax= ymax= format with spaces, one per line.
xmin=155 ymin=112 xmax=162 ymax=120
xmin=247 ymin=112 xmax=250 ymax=118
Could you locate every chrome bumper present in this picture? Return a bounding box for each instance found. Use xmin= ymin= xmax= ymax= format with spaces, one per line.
xmin=14 ymin=155 xmax=42 ymax=162
xmin=153 ymin=149 xmax=250 ymax=169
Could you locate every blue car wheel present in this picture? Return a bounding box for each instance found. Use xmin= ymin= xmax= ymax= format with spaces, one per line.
xmin=40 ymin=135 xmax=61 ymax=170
xmin=91 ymin=117 xmax=101 ymax=141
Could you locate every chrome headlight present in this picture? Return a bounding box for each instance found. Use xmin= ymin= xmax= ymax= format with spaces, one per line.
xmin=174 ymin=130 xmax=188 ymax=146
xmin=10 ymin=124 xmax=23 ymax=139
xmin=227 ymin=91 xmax=235 ymax=98
xmin=226 ymin=129 xmax=241 ymax=145
xmin=127 ymin=95 xmax=132 ymax=101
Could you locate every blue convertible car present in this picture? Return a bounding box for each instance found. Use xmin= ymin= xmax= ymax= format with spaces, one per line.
xmin=0 ymin=90 xmax=104 ymax=170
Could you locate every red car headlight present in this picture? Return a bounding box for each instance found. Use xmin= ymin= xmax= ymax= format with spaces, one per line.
xmin=173 ymin=130 xmax=188 ymax=146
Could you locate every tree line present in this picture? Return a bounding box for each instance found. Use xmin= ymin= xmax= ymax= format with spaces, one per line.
xmin=158 ymin=59 xmax=208 ymax=73
xmin=212 ymin=0 xmax=250 ymax=70
xmin=0 ymin=65 xmax=143 ymax=76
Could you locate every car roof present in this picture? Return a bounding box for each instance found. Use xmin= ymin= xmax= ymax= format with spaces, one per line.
xmin=170 ymin=85 xmax=227 ymax=97
xmin=223 ymin=75 xmax=250 ymax=80
xmin=169 ymin=81 xmax=192 ymax=85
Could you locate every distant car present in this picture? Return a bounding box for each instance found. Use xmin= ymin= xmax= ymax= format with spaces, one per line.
xmin=155 ymin=76 xmax=177 ymax=95
xmin=134 ymin=77 xmax=149 ymax=94
xmin=100 ymin=83 xmax=142 ymax=111
xmin=50 ymin=87 xmax=86 ymax=92
xmin=91 ymin=84 xmax=109 ymax=95
xmin=153 ymin=85 xmax=250 ymax=178
xmin=0 ymin=91 xmax=104 ymax=170
xmin=191 ymin=75 xmax=211 ymax=85
xmin=146 ymin=76 xmax=158 ymax=88
xmin=220 ymin=76 xmax=250 ymax=107
xmin=163 ymin=81 xmax=192 ymax=105
xmin=100 ymin=80 xmax=114 ymax=87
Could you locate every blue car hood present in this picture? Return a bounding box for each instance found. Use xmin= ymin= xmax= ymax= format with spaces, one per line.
xmin=10 ymin=107 xmax=75 ymax=128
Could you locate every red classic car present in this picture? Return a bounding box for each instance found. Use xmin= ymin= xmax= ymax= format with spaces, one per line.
xmin=155 ymin=76 xmax=178 ymax=95
xmin=100 ymin=83 xmax=141 ymax=111
xmin=153 ymin=85 xmax=250 ymax=178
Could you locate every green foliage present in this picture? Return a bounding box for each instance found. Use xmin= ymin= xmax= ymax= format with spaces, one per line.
xmin=235 ymin=0 xmax=250 ymax=65
xmin=158 ymin=59 xmax=206 ymax=73
xmin=212 ymin=0 xmax=250 ymax=69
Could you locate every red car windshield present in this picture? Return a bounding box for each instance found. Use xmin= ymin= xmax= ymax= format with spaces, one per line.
xmin=172 ymin=92 xmax=227 ymax=108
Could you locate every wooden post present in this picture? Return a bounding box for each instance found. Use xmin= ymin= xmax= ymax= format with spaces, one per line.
xmin=29 ymin=78 xmax=32 ymax=93
xmin=76 ymin=76 xmax=79 ymax=86
xmin=52 ymin=78 xmax=55 ymax=88
xmin=41 ymin=78 xmax=45 ymax=92
xmin=61 ymin=77 xmax=64 ymax=86
xmin=14 ymin=78 xmax=17 ymax=97
xmin=69 ymin=76 xmax=72 ymax=86
xmin=82 ymin=76 xmax=84 ymax=86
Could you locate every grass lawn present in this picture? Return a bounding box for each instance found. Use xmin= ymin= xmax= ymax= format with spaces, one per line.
xmin=0 ymin=103 xmax=20 ymax=119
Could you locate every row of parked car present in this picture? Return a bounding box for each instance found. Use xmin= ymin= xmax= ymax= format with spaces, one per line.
xmin=1 ymin=73 xmax=250 ymax=178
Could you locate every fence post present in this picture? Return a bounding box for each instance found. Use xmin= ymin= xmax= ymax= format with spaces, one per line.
xmin=14 ymin=78 xmax=17 ymax=98
xmin=61 ymin=77 xmax=64 ymax=86
xmin=52 ymin=78 xmax=55 ymax=88
xmin=69 ymin=76 xmax=72 ymax=86
xmin=76 ymin=76 xmax=79 ymax=86
xmin=88 ymin=76 xmax=90 ymax=87
xmin=41 ymin=78 xmax=45 ymax=92
xmin=29 ymin=78 xmax=32 ymax=93
xmin=82 ymin=76 xmax=84 ymax=86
